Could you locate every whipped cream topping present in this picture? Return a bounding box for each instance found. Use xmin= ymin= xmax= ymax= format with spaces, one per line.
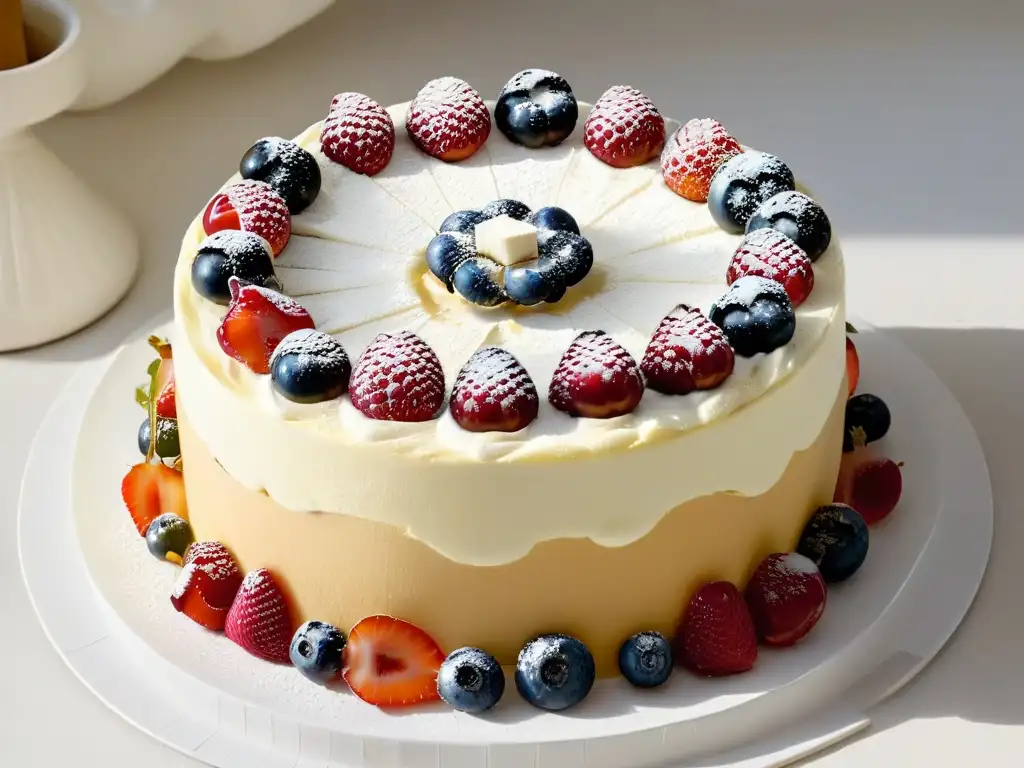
xmin=172 ymin=98 xmax=846 ymax=564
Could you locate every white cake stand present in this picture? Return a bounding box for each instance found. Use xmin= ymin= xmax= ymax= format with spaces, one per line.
xmin=0 ymin=0 xmax=138 ymax=352
xmin=18 ymin=319 xmax=992 ymax=768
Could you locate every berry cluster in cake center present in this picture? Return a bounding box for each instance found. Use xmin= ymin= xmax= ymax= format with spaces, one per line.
xmin=425 ymin=199 xmax=593 ymax=307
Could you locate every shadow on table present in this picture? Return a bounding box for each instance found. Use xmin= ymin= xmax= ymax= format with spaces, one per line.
xmin=801 ymin=325 xmax=1024 ymax=764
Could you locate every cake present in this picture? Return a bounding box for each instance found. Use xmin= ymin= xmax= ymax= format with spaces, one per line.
xmin=127 ymin=70 xmax=866 ymax=712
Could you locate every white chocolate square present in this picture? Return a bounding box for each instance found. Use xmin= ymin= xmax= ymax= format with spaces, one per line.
xmin=474 ymin=215 xmax=539 ymax=267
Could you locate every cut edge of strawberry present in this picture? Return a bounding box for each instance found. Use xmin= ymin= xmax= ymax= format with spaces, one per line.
xmin=342 ymin=615 xmax=446 ymax=708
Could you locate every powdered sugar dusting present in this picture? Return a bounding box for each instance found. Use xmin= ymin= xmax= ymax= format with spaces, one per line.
xmin=406 ymin=77 xmax=491 ymax=160
xmin=584 ymin=85 xmax=665 ymax=164
xmin=270 ymin=328 xmax=349 ymax=369
xmin=321 ymin=92 xmax=396 ymax=176
xmin=349 ymin=331 xmax=446 ymax=422
xmin=780 ymin=552 xmax=820 ymax=575
xmin=225 ymin=180 xmax=292 ymax=256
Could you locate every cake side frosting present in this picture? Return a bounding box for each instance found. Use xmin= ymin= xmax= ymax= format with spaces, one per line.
xmin=172 ymin=97 xmax=846 ymax=565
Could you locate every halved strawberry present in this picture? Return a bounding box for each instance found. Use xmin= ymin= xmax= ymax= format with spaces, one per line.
xmin=225 ymin=569 xmax=293 ymax=662
xmin=216 ymin=277 xmax=314 ymax=374
xmin=321 ymin=92 xmax=395 ymax=176
xmin=202 ymin=179 xmax=291 ymax=257
xmin=449 ymin=347 xmax=539 ymax=432
xmin=349 ymin=331 xmax=445 ymax=422
xmin=548 ymin=330 xmax=644 ymax=418
xmin=846 ymin=335 xmax=860 ymax=398
xmin=406 ymin=77 xmax=491 ymax=162
xmin=674 ymin=581 xmax=757 ymax=677
xmin=661 ymin=118 xmax=742 ymax=202
xmin=641 ymin=304 xmax=735 ymax=395
xmin=121 ymin=462 xmax=187 ymax=536
xmin=584 ymin=85 xmax=666 ymax=168
xmin=171 ymin=542 xmax=244 ymax=631
xmin=343 ymin=615 xmax=446 ymax=708
xmin=726 ymin=229 xmax=815 ymax=307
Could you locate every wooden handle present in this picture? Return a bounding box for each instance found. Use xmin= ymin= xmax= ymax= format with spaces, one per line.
xmin=0 ymin=0 xmax=28 ymax=71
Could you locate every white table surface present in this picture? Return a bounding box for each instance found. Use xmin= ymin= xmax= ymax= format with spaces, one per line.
xmin=2 ymin=1 xmax=1022 ymax=765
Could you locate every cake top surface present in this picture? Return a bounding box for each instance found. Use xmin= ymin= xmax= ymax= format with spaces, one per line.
xmin=175 ymin=83 xmax=843 ymax=464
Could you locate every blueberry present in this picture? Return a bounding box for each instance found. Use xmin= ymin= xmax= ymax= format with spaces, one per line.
xmin=747 ymin=190 xmax=832 ymax=261
xmin=269 ymin=329 xmax=352 ymax=404
xmin=437 ymin=647 xmax=506 ymax=713
xmin=481 ymin=198 xmax=532 ymax=221
xmin=843 ymin=393 xmax=891 ymax=451
xmin=191 ymin=230 xmax=280 ymax=305
xmin=504 ymin=264 xmax=554 ymax=306
xmin=426 ymin=231 xmax=475 ymax=289
xmin=710 ymin=275 xmax=796 ymax=357
xmin=289 ymin=620 xmax=346 ymax=683
xmin=495 ymin=70 xmax=579 ymax=148
xmin=537 ymin=229 xmax=593 ymax=287
xmin=528 ymin=206 xmax=580 ymax=234
xmin=138 ymin=417 xmax=180 ymax=459
xmin=240 ymin=137 xmax=321 ymax=215
xmin=145 ymin=514 xmax=194 ymax=563
xmin=797 ymin=504 xmax=869 ymax=583
xmin=708 ymin=152 xmax=795 ymax=233
xmin=453 ymin=256 xmax=508 ymax=307
xmin=440 ymin=209 xmax=487 ymax=234
xmin=515 ymin=634 xmax=595 ymax=711
xmin=618 ymin=631 xmax=673 ymax=688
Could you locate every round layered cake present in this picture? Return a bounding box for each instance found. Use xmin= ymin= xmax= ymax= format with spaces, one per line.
xmin=171 ymin=73 xmax=846 ymax=681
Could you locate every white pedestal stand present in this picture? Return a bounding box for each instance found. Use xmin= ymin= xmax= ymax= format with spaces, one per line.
xmin=0 ymin=0 xmax=138 ymax=352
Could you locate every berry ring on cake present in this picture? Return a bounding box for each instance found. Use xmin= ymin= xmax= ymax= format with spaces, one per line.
xmin=149 ymin=69 xmax=855 ymax=710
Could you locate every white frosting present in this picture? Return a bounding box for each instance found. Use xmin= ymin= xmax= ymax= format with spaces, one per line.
xmin=172 ymin=100 xmax=846 ymax=565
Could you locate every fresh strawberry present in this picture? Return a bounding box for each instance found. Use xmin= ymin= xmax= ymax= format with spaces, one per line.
xmin=584 ymin=85 xmax=665 ymax=168
xmin=727 ymin=229 xmax=815 ymax=307
xmin=745 ymin=553 xmax=827 ymax=646
xmin=406 ymin=77 xmax=491 ymax=162
xmin=216 ymin=277 xmax=314 ymax=374
xmin=661 ymin=118 xmax=742 ymax=202
xmin=121 ymin=462 xmax=187 ymax=536
xmin=834 ymin=446 xmax=903 ymax=525
xmin=343 ymin=615 xmax=445 ymax=708
xmin=349 ymin=331 xmax=445 ymax=422
xmin=171 ymin=542 xmax=244 ymax=631
xmin=225 ymin=569 xmax=293 ymax=662
xmin=449 ymin=347 xmax=538 ymax=432
xmin=674 ymin=581 xmax=757 ymax=676
xmin=202 ymin=180 xmax=291 ymax=257
xmin=549 ymin=331 xmax=644 ymax=418
xmin=321 ymin=92 xmax=395 ymax=176
xmin=846 ymin=335 xmax=860 ymax=398
xmin=641 ymin=304 xmax=735 ymax=395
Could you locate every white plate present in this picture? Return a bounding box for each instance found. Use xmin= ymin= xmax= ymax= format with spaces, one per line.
xmin=19 ymin=320 xmax=992 ymax=768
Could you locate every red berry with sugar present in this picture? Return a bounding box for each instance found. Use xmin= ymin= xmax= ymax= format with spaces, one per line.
xmin=202 ymin=179 xmax=291 ymax=257
xmin=745 ymin=553 xmax=828 ymax=646
xmin=549 ymin=330 xmax=644 ymax=418
xmin=171 ymin=542 xmax=244 ymax=631
xmin=225 ymin=569 xmax=293 ymax=663
xmin=584 ymin=85 xmax=665 ymax=168
xmin=450 ymin=347 xmax=539 ymax=432
xmin=727 ymin=229 xmax=815 ymax=307
xmin=321 ymin=92 xmax=395 ymax=176
xmin=349 ymin=331 xmax=445 ymax=422
xmin=662 ymin=118 xmax=742 ymax=202
xmin=407 ymin=77 xmax=491 ymax=162
xmin=641 ymin=304 xmax=735 ymax=395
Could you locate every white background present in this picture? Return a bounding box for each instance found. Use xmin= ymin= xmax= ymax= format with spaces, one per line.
xmin=2 ymin=0 xmax=1023 ymax=764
